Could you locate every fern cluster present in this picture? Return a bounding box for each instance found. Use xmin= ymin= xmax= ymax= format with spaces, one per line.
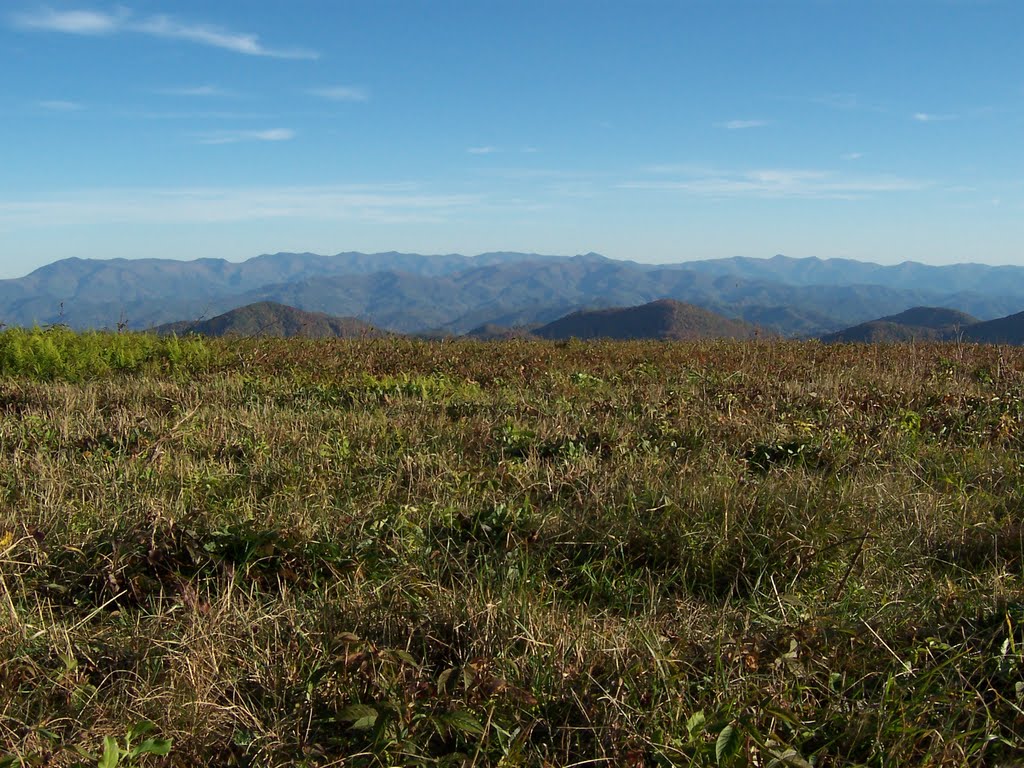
xmin=0 ymin=327 xmax=213 ymax=381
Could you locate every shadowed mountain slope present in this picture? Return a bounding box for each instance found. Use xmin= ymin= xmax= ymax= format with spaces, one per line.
xmin=531 ymin=299 xmax=762 ymax=340
xmin=822 ymin=322 xmax=948 ymax=343
xmin=152 ymin=302 xmax=384 ymax=339
xmin=879 ymin=307 xmax=979 ymax=329
xmin=822 ymin=307 xmax=980 ymax=343
xmin=960 ymin=310 xmax=1024 ymax=344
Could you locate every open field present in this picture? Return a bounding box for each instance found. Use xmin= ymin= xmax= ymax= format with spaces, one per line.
xmin=1 ymin=329 xmax=1023 ymax=766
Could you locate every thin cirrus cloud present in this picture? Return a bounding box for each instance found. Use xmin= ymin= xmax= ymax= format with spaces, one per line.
xmin=913 ymin=112 xmax=958 ymax=122
xmin=11 ymin=7 xmax=318 ymax=59
xmin=0 ymin=185 xmax=482 ymax=229
xmin=308 ymin=86 xmax=369 ymax=102
xmin=196 ymin=128 xmax=295 ymax=145
xmin=620 ymin=167 xmax=928 ymax=199
xmin=467 ymin=148 xmax=540 ymax=159
xmin=718 ymin=119 xmax=770 ymax=130
xmin=37 ymin=99 xmax=84 ymax=111
xmin=158 ymin=85 xmax=227 ymax=97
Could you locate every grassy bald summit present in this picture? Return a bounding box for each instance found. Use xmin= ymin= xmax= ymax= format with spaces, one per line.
xmin=532 ymin=299 xmax=762 ymax=340
xmin=821 ymin=306 xmax=978 ymax=343
xmin=153 ymin=301 xmax=383 ymax=339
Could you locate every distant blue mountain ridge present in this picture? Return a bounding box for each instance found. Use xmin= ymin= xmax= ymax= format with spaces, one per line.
xmin=2 ymin=251 xmax=1022 ymax=338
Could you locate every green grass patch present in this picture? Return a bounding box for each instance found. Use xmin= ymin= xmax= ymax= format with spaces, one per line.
xmin=1 ymin=337 xmax=1023 ymax=766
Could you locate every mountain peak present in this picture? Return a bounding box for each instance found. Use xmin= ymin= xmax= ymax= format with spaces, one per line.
xmin=821 ymin=305 xmax=980 ymax=343
xmin=532 ymin=299 xmax=762 ymax=341
xmin=152 ymin=301 xmax=384 ymax=339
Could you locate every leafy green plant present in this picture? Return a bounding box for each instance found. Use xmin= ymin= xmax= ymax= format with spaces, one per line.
xmin=73 ymin=723 xmax=171 ymax=768
xmin=0 ymin=327 xmax=213 ymax=381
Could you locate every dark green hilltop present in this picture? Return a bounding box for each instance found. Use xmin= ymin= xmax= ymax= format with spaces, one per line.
xmin=822 ymin=306 xmax=1024 ymax=345
xmin=152 ymin=301 xmax=385 ymax=339
xmin=820 ymin=307 xmax=980 ymax=343
xmin=530 ymin=299 xmax=761 ymax=341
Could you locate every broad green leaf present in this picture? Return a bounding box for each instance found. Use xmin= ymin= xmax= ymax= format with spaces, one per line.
xmin=130 ymin=738 xmax=172 ymax=758
xmin=393 ymin=649 xmax=419 ymax=667
xmin=716 ymin=724 xmax=740 ymax=765
xmin=98 ymin=737 xmax=120 ymax=768
xmin=341 ymin=704 xmax=378 ymax=731
xmin=437 ymin=667 xmax=456 ymax=693
xmin=686 ymin=710 xmax=706 ymax=739
xmin=127 ymin=721 xmax=157 ymax=739
xmin=441 ymin=709 xmax=486 ymax=736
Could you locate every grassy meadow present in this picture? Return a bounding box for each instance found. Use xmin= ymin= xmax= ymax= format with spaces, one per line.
xmin=1 ymin=328 xmax=1023 ymax=766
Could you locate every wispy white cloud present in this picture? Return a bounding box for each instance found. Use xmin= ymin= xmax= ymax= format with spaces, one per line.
xmin=37 ymin=99 xmax=84 ymax=111
xmin=158 ymin=85 xmax=226 ymax=97
xmin=620 ymin=167 xmax=928 ymax=199
xmin=467 ymin=146 xmax=498 ymax=154
xmin=308 ymin=86 xmax=369 ymax=102
xmin=913 ymin=112 xmax=958 ymax=122
xmin=134 ymin=14 xmax=314 ymax=58
xmin=841 ymin=152 xmax=864 ymax=161
xmin=196 ymin=128 xmax=295 ymax=145
xmin=127 ymin=110 xmax=274 ymax=121
xmin=641 ymin=163 xmax=719 ymax=176
xmin=718 ymin=119 xmax=770 ymax=130
xmin=477 ymin=167 xmax=591 ymax=181
xmin=13 ymin=8 xmax=120 ymax=34
xmin=0 ymin=184 xmax=482 ymax=229
xmin=11 ymin=8 xmax=317 ymax=58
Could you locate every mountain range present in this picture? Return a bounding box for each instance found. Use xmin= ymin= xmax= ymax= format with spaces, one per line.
xmin=3 ymin=251 xmax=1024 ymax=338
xmin=158 ymin=299 xmax=764 ymax=342
xmin=147 ymin=297 xmax=1024 ymax=346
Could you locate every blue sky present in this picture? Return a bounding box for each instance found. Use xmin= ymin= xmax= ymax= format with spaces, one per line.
xmin=2 ymin=0 xmax=1023 ymax=278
